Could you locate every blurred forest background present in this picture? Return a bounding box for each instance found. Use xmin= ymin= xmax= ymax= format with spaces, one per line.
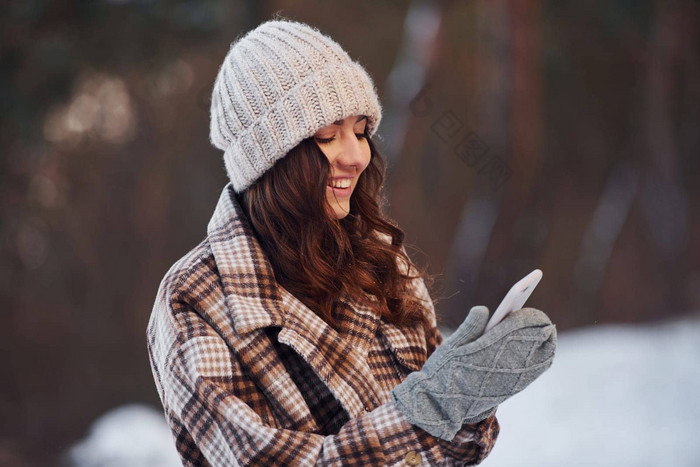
xmin=1 ymin=0 xmax=698 ymax=465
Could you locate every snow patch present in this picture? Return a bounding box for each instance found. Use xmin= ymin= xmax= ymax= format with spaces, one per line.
xmin=66 ymin=403 xmax=181 ymax=467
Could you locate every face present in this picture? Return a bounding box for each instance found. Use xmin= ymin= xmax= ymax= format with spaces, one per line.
xmin=313 ymin=114 xmax=371 ymax=219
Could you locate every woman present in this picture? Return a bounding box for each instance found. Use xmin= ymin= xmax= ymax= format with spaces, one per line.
xmin=147 ymin=17 xmax=556 ymax=466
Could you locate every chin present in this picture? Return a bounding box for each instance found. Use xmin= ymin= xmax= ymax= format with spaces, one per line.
xmin=331 ymin=204 xmax=351 ymax=219
xmin=326 ymin=199 xmax=351 ymax=219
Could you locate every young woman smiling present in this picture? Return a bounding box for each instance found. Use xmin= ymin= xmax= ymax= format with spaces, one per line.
xmin=146 ymin=17 xmax=556 ymax=466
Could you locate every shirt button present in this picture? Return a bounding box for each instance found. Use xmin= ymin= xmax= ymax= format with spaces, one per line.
xmin=405 ymin=450 xmax=422 ymax=465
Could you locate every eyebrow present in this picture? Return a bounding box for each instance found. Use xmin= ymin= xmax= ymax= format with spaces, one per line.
xmin=331 ymin=115 xmax=367 ymax=125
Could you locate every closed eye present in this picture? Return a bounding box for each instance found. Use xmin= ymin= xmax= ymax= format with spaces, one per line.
xmin=315 ymin=133 xmax=366 ymax=145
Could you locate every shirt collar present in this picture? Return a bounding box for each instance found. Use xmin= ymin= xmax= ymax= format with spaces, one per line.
xmin=207 ymin=182 xmax=287 ymax=333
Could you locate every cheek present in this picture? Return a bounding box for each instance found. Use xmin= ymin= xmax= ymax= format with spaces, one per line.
xmin=359 ymin=146 xmax=372 ymax=172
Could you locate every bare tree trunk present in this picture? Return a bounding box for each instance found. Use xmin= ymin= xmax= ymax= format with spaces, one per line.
xmin=382 ymin=0 xmax=447 ymax=166
xmin=441 ymin=0 xmax=514 ymax=327
xmin=384 ymin=0 xmax=449 ymax=229
xmin=637 ymin=0 xmax=693 ymax=318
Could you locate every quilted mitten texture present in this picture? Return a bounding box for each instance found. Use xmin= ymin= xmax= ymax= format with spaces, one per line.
xmin=391 ymin=306 xmax=556 ymax=441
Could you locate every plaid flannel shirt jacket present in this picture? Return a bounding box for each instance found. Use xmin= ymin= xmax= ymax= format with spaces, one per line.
xmin=146 ymin=183 xmax=499 ymax=466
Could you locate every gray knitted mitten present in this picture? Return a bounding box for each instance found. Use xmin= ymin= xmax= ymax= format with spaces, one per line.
xmin=391 ymin=306 xmax=556 ymax=441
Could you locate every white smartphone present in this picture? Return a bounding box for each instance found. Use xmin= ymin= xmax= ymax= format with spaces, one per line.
xmin=483 ymin=269 xmax=543 ymax=334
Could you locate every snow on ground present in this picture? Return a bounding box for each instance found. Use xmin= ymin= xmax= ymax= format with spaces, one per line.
xmin=67 ymin=314 xmax=700 ymax=466
xmin=481 ymin=313 xmax=700 ymax=467
xmin=65 ymin=404 xmax=181 ymax=467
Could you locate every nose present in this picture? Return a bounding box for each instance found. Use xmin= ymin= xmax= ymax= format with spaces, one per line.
xmin=333 ymin=128 xmax=366 ymax=169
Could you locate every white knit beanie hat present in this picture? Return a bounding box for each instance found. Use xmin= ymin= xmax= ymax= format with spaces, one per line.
xmin=209 ymin=18 xmax=383 ymax=193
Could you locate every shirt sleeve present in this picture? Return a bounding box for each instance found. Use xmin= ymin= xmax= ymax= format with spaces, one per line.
xmin=148 ymin=293 xmax=498 ymax=467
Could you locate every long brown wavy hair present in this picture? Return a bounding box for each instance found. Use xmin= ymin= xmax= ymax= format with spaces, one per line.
xmin=237 ymin=127 xmax=438 ymax=332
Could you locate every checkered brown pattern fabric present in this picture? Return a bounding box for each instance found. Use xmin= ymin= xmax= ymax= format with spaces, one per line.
xmin=147 ymin=183 xmax=499 ymax=466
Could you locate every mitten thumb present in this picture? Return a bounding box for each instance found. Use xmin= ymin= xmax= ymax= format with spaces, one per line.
xmin=443 ymin=305 xmax=489 ymax=348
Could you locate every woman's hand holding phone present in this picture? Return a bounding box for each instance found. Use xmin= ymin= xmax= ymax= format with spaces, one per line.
xmin=390 ymin=269 xmax=556 ymax=441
